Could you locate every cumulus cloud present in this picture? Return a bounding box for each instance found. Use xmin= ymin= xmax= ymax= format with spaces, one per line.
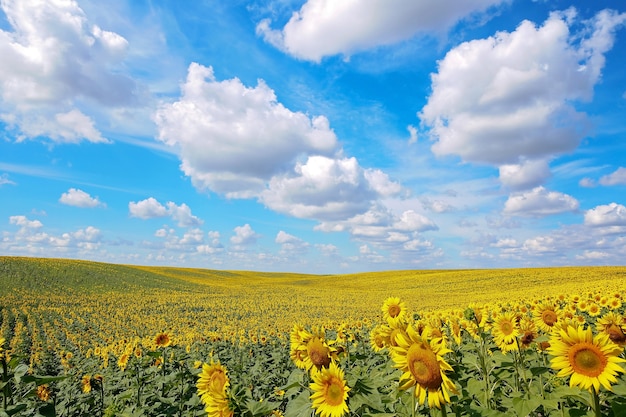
xmin=420 ymin=8 xmax=626 ymax=166
xmin=256 ymin=0 xmax=505 ymax=61
xmin=230 ymin=224 xmax=260 ymax=247
xmin=584 ymin=203 xmax=626 ymax=227
xmin=503 ymin=186 xmax=579 ymax=217
xmin=0 ymin=0 xmax=138 ymax=143
xmin=128 ymin=198 xmax=202 ymax=227
xmin=314 ymin=204 xmax=438 ymax=258
xmin=260 ymin=155 xmax=403 ymax=221
xmin=276 ymin=231 xmax=309 ymax=255
xmin=499 ymin=159 xmax=551 ymax=191
xmin=599 ymin=167 xmax=626 ymax=186
xmin=154 ymin=63 xmax=338 ymax=197
xmin=59 ymin=188 xmax=105 ymax=208
xmin=4 ymin=215 xmax=102 ymax=253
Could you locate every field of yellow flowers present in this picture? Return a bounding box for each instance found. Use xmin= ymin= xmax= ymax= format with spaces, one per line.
xmin=0 ymin=256 xmax=625 ymax=416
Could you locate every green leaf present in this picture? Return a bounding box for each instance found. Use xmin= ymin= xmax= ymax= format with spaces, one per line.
xmin=38 ymin=403 xmax=56 ymax=417
xmin=611 ymin=398 xmax=626 ymax=417
xmin=611 ymin=382 xmax=626 ymax=396
xmin=529 ymin=366 xmax=551 ymax=376
xmin=512 ymin=396 xmax=541 ymax=416
xmin=284 ymin=389 xmax=312 ymax=417
xmin=243 ymin=399 xmax=279 ymax=416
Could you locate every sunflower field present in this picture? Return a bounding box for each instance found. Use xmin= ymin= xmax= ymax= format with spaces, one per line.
xmin=1 ymin=256 xmax=626 ymax=416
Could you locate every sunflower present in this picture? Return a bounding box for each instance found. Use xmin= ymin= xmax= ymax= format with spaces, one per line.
xmin=154 ymin=332 xmax=171 ymax=347
xmin=492 ymin=311 xmax=520 ymax=353
xmin=587 ymin=303 xmax=601 ymax=317
xmin=81 ymin=374 xmax=92 ymax=393
xmin=197 ymin=361 xmax=229 ymax=400
xmin=596 ymin=312 xmax=626 ymax=347
xmin=304 ymin=337 xmax=338 ymax=370
xmin=37 ymin=384 xmax=51 ymax=401
xmin=381 ymin=297 xmax=407 ymax=326
xmin=309 ymin=361 xmax=350 ymax=417
xmin=369 ymin=325 xmax=387 ymax=352
xmin=390 ymin=324 xmax=458 ymax=409
xmin=197 ymin=361 xmax=234 ymax=417
xmin=533 ymin=303 xmax=560 ymax=333
xmin=548 ymin=325 xmax=626 ymax=393
xmin=518 ymin=318 xmax=538 ymax=350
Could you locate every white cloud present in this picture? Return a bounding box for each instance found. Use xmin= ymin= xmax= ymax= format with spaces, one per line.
xmin=9 ymin=215 xmax=43 ymax=230
xmin=0 ymin=173 xmax=15 ymax=186
xmin=154 ymin=63 xmax=338 ymax=197
xmin=59 ymin=188 xmax=105 ymax=208
xmin=0 ymin=0 xmax=138 ymax=143
xmin=420 ymin=9 xmax=626 ymax=166
xmin=503 ymin=186 xmax=579 ymax=217
xmin=4 ymin=216 xmax=102 ymax=253
xmin=129 ymin=198 xmax=168 ymax=219
xmin=129 ymin=197 xmax=202 ymax=227
xmin=499 ymin=159 xmax=551 ymax=191
xmin=584 ymin=203 xmax=626 ymax=227
xmin=579 ymin=177 xmax=597 ymax=188
xmin=260 ymin=155 xmax=403 ymax=221
xmin=256 ymin=0 xmax=506 ymax=62
xmin=276 ymin=230 xmax=309 ymax=254
xmin=230 ymin=224 xmax=260 ymax=246
xmin=407 ymin=125 xmax=418 ymax=144
xmin=599 ymin=167 xmax=626 ymax=186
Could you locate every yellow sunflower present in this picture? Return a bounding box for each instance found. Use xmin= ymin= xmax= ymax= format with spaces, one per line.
xmin=81 ymin=374 xmax=92 ymax=393
xmin=390 ymin=324 xmax=458 ymax=409
xmin=518 ymin=317 xmax=538 ymax=350
xmin=533 ymin=303 xmax=560 ymax=333
xmin=197 ymin=361 xmax=229 ymax=400
xmin=197 ymin=361 xmax=234 ymax=417
xmin=596 ymin=312 xmax=626 ymax=347
xmin=381 ymin=297 xmax=407 ymax=326
xmin=304 ymin=337 xmax=338 ymax=371
xmin=309 ymin=361 xmax=350 ymax=417
xmin=154 ymin=332 xmax=171 ymax=347
xmin=492 ymin=311 xmax=520 ymax=353
xmin=548 ymin=325 xmax=626 ymax=393
xmin=369 ymin=325 xmax=387 ymax=352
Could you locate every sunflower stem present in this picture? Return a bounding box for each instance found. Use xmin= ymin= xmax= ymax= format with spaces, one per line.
xmin=440 ymin=404 xmax=448 ymax=417
xmin=591 ymin=389 xmax=601 ymax=417
xmin=411 ymin=387 xmax=416 ymax=417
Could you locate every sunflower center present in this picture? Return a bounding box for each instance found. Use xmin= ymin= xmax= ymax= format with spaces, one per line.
xmin=499 ymin=321 xmax=514 ymax=335
xmin=324 ymin=378 xmax=344 ymax=406
xmin=541 ymin=310 xmax=558 ymax=327
xmin=569 ymin=343 xmax=607 ymax=377
xmin=520 ymin=331 xmax=535 ymax=345
xmin=388 ymin=304 xmax=401 ymax=318
xmin=407 ymin=343 xmax=443 ymax=390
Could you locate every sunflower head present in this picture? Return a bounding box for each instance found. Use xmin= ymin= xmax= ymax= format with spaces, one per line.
xmin=533 ymin=303 xmax=560 ymax=333
xmin=390 ymin=324 xmax=458 ymax=409
xmin=37 ymin=384 xmax=51 ymax=402
xmin=154 ymin=332 xmax=171 ymax=347
xmin=197 ymin=361 xmax=229 ymax=399
xmin=548 ymin=325 xmax=626 ymax=393
xmin=310 ymin=361 xmax=350 ymax=417
xmin=306 ymin=337 xmax=335 ymax=370
xmin=382 ymin=297 xmax=407 ymax=326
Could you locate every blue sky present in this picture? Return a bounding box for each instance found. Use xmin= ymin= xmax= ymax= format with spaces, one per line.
xmin=1 ymin=0 xmax=625 ymax=273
